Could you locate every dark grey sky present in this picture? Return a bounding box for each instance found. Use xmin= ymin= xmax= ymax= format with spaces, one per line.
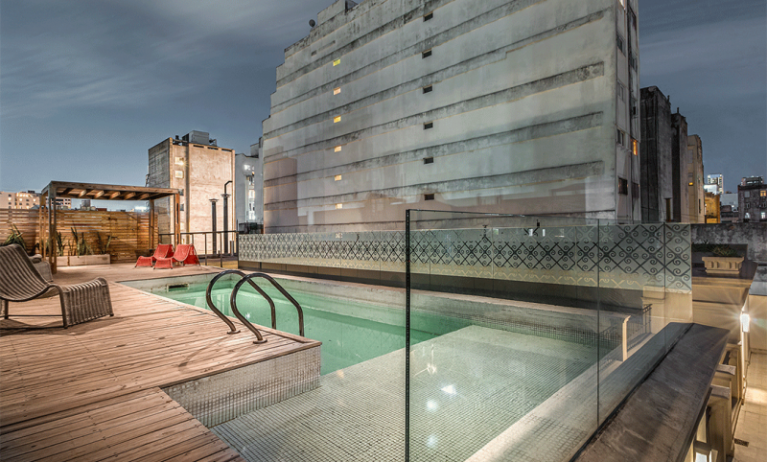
xmin=1 ymin=0 xmax=765 ymax=196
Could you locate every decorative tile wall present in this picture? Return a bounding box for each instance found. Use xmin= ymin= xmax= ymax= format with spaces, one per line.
xmin=239 ymin=224 xmax=691 ymax=293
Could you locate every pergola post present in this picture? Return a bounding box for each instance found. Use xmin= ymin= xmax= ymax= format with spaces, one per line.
xmin=149 ymin=199 xmax=156 ymax=249
xmin=174 ymin=193 xmax=181 ymax=247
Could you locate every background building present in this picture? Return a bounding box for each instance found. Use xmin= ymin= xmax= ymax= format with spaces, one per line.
xmin=261 ymin=0 xmax=641 ymax=232
xmin=706 ymin=173 xmax=723 ymax=195
xmin=146 ymin=131 xmax=236 ymax=253
xmin=739 ymin=176 xmax=767 ymax=223
xmin=1 ymin=191 xmax=40 ymax=210
xmin=687 ymin=134 xmax=704 ymax=223
xmin=704 ymin=192 xmax=720 ymax=223
xmin=720 ymin=192 xmax=739 ymax=223
xmin=235 ymin=142 xmax=264 ymax=233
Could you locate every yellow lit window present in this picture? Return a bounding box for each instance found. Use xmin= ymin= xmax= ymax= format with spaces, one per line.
xmin=334 ymin=146 xmax=343 ymax=152
xmin=632 ymin=139 xmax=638 ymax=156
xmin=336 ymin=204 xmax=343 ymax=209
xmin=175 ymin=157 xmax=184 ymax=165
xmin=333 ymin=59 xmax=341 ymax=66
xmin=175 ymin=170 xmax=184 ymax=179
xmin=333 ymin=87 xmax=341 ymax=95
xmin=688 ymin=182 xmax=694 ymax=186
xmin=334 ymin=175 xmax=342 ymax=181
xmin=761 ymin=190 xmax=766 ymax=197
xmin=333 ymin=116 xmax=342 ymax=123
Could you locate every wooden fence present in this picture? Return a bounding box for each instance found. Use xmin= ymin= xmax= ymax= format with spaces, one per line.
xmin=0 ymin=209 xmax=157 ymax=262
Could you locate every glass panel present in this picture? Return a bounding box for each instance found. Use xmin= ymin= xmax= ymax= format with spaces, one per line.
xmin=406 ymin=210 xmax=601 ymax=462
xmin=596 ymin=221 xmax=693 ymax=425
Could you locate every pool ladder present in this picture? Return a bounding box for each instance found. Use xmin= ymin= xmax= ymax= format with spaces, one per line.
xmin=205 ymin=270 xmax=305 ymax=344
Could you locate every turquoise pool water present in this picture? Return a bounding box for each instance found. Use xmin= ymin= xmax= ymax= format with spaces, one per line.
xmin=140 ymin=279 xmax=473 ymax=375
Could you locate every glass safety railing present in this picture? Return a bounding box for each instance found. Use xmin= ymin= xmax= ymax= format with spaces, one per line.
xmin=405 ymin=210 xmax=692 ymax=462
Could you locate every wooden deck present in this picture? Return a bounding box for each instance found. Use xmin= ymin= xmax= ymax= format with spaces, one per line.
xmin=0 ymin=264 xmax=321 ymax=461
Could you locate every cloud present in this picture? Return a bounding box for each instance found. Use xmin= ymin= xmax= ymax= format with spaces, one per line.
xmin=640 ymin=16 xmax=766 ymax=99
xmin=0 ymin=0 xmax=324 ymax=119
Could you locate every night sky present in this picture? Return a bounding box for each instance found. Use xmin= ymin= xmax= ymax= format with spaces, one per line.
xmin=1 ymin=0 xmax=765 ymax=199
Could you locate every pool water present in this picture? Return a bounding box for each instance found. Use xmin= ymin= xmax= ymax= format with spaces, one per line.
xmin=151 ymin=280 xmax=474 ymax=375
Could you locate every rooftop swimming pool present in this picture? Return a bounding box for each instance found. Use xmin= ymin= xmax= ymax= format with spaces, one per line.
xmin=122 ymin=273 xmax=478 ymax=375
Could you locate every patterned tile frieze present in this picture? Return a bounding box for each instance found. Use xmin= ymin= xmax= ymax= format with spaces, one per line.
xmin=239 ymin=224 xmax=691 ymax=292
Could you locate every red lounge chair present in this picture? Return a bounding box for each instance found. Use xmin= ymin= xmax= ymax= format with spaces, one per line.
xmin=135 ymin=244 xmax=173 ymax=267
xmin=155 ymin=244 xmax=200 ymax=269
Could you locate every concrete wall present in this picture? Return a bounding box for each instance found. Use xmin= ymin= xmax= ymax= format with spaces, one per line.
xmin=262 ymin=0 xmax=640 ymax=233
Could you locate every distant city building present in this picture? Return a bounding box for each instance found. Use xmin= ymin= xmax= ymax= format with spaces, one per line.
xmin=706 ymin=173 xmax=723 ymax=195
xmin=147 ymin=131 xmax=236 ymax=253
xmin=235 ymin=142 xmax=264 ymax=233
xmin=720 ymin=192 xmax=739 ymax=223
xmin=1 ymin=190 xmax=40 ymax=210
xmin=261 ymin=0 xmax=642 ymax=232
xmin=55 ymin=197 xmax=72 ymax=210
xmin=738 ymin=176 xmax=767 ymax=223
xmin=704 ymin=192 xmax=720 ymax=224
xmin=687 ymin=135 xmax=704 ymax=223
xmin=640 ymin=87 xmax=700 ymax=223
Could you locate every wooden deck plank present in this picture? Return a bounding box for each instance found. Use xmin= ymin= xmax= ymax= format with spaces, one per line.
xmin=0 ymin=263 xmax=316 ymax=462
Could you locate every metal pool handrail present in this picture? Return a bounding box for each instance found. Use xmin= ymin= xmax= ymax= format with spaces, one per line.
xmin=231 ymin=272 xmax=305 ymax=339
xmin=205 ymin=269 xmax=276 ymax=343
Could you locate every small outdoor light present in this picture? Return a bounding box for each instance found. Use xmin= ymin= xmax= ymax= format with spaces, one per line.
xmin=741 ymin=312 xmax=751 ymax=333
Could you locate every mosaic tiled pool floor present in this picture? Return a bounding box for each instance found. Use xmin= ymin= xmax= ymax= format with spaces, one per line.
xmin=212 ymin=326 xmax=598 ymax=462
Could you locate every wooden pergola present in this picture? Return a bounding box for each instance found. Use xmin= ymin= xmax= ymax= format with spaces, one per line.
xmin=40 ymin=181 xmax=180 ymax=273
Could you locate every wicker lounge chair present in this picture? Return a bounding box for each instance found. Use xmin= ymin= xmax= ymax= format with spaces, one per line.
xmin=155 ymin=244 xmax=200 ymax=269
xmin=0 ymin=244 xmax=114 ymax=328
xmin=135 ymin=244 xmax=173 ymax=267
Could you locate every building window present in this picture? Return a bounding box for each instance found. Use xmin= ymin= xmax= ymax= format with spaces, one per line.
xmin=745 ymin=191 xmax=751 ymax=198
xmin=332 ymin=59 xmax=341 ymax=66
xmin=761 ymin=190 xmax=766 ymax=197
xmin=632 ymin=182 xmax=640 ymax=198
xmin=335 ymin=203 xmax=343 ymax=209
xmin=762 ymin=212 xmax=766 ymax=221
xmin=175 ymin=171 xmax=184 ymax=179
xmin=632 ymin=139 xmax=638 ymax=156
xmin=424 ymin=12 xmax=433 ymax=21
xmin=616 ymin=129 xmax=624 ymax=146
xmin=618 ymin=178 xmax=629 ymax=195
xmin=422 ymin=49 xmax=432 ymax=59
xmin=423 ymin=157 xmax=434 ymax=164
xmin=333 ymin=87 xmax=341 ymax=95
xmin=180 ymin=204 xmax=185 ymax=212
xmin=334 ymin=175 xmax=342 ymax=181
xmin=424 ymin=122 xmax=434 ymax=130
xmin=424 ymin=193 xmax=435 ymax=201
xmin=333 ymin=116 xmax=342 ymax=123
xmin=423 ymin=85 xmax=433 ymax=94
xmin=616 ymin=34 xmax=625 ymax=53
xmin=334 ymin=146 xmax=343 ymax=152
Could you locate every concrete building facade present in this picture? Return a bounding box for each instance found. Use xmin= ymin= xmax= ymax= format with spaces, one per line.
xmin=235 ymin=142 xmax=264 ymax=232
xmin=261 ymin=0 xmax=641 ymax=233
xmin=739 ymin=176 xmax=767 ymax=223
xmin=687 ymin=134 xmax=704 ymax=223
xmin=146 ymin=131 xmax=236 ymax=253
xmin=639 ymin=86 xmax=704 ymax=223
xmin=706 ymin=173 xmax=723 ymax=195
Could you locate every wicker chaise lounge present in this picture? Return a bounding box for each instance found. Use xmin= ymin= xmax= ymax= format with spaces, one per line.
xmin=0 ymin=244 xmax=114 ymax=328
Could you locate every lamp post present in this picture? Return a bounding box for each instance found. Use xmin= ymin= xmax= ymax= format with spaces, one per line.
xmin=210 ymin=198 xmax=218 ymax=255
xmin=223 ymin=180 xmax=232 ymax=255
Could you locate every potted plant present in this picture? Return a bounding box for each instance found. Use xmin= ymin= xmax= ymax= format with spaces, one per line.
xmin=700 ymin=245 xmax=744 ymax=278
xmin=2 ymin=224 xmax=28 ymax=252
xmin=63 ymin=227 xmax=111 ymax=266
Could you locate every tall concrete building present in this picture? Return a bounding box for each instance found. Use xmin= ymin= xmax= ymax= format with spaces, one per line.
xmin=639 ymin=86 xmax=703 ymax=223
xmin=261 ymin=0 xmax=641 ymax=233
xmin=235 ymin=142 xmax=264 ymax=232
xmin=147 ymin=131 xmax=236 ymax=253
xmin=687 ymin=134 xmax=704 ymax=223
xmin=706 ymin=173 xmax=723 ymax=195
